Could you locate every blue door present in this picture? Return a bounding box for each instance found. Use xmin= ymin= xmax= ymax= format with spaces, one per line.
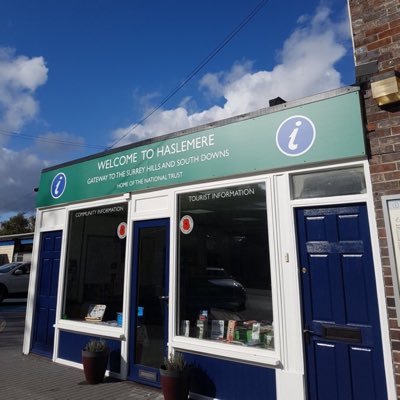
xmin=31 ymin=230 xmax=62 ymax=357
xmin=296 ymin=204 xmax=387 ymax=400
xmin=128 ymin=219 xmax=169 ymax=387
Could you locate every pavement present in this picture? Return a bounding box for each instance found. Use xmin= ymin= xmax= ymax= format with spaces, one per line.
xmin=0 ymin=300 xmax=164 ymax=400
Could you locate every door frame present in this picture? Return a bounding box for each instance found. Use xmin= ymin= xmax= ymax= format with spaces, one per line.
xmin=295 ymin=203 xmax=388 ymax=399
xmin=128 ymin=218 xmax=170 ymax=387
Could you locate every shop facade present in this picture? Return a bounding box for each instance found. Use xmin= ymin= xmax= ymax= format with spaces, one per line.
xmin=0 ymin=232 xmax=34 ymax=264
xmin=23 ymin=86 xmax=395 ymax=399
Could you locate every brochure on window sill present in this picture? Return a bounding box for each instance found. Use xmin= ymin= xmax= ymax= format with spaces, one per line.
xmin=85 ymin=304 xmax=106 ymax=321
xmin=83 ymin=319 xmax=119 ymax=327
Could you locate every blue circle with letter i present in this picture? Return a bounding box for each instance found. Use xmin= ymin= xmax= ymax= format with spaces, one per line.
xmin=50 ymin=173 xmax=67 ymax=199
xmin=276 ymin=115 xmax=316 ymax=157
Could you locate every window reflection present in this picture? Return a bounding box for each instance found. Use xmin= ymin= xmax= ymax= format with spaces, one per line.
xmin=62 ymin=204 xmax=127 ymax=326
xmin=177 ymin=183 xmax=274 ymax=349
xmin=291 ymin=167 xmax=366 ymax=199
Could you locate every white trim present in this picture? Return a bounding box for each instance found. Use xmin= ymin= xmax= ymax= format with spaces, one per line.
xmin=53 ymin=196 xmax=130 ymax=361
xmin=55 ymin=357 xmax=83 ymax=370
xmin=52 ymin=214 xmax=69 ymax=361
xmin=287 ymin=160 xmax=396 ymax=399
xmin=37 ymin=206 xmax=66 ymax=232
xmin=56 ymin=322 xmax=124 ymax=339
xmin=23 ymin=209 xmax=42 ymax=354
xmin=124 ymin=190 xmax=173 ymax=378
xmin=32 ymin=195 xmax=129 ymax=362
xmin=382 ymin=194 xmax=400 ymax=323
xmin=276 ymin=370 xmax=306 ymax=400
xmin=120 ymin=197 xmax=134 ymax=379
xmin=169 ymin=175 xmax=282 ymax=367
xmin=273 ymin=173 xmax=307 ymax=400
xmin=24 ymin=158 xmax=396 ymax=399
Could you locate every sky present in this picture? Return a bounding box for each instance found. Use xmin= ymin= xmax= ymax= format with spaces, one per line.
xmin=0 ymin=0 xmax=354 ymax=222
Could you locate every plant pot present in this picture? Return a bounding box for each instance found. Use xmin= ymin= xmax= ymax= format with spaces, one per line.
xmin=82 ymin=348 xmax=109 ymax=384
xmin=160 ymin=367 xmax=189 ymax=400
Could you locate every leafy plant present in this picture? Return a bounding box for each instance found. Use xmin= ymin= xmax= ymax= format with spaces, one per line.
xmin=0 ymin=213 xmax=35 ymax=235
xmin=84 ymin=338 xmax=107 ymax=352
xmin=162 ymin=352 xmax=187 ymax=371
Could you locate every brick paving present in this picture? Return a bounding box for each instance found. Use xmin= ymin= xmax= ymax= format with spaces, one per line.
xmin=0 ymin=309 xmax=164 ymax=400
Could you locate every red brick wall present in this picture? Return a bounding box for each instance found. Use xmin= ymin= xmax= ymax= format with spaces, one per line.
xmin=349 ymin=0 xmax=400 ymax=396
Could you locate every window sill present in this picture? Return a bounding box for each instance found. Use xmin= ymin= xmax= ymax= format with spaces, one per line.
xmin=56 ymin=319 xmax=125 ymax=340
xmin=171 ymin=336 xmax=281 ymax=368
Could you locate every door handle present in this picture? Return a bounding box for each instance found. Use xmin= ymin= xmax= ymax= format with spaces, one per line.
xmin=159 ymin=295 xmax=169 ymax=300
xmin=303 ymin=328 xmax=318 ymax=344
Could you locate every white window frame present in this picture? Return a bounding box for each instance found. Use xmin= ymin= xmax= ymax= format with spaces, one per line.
xmin=170 ymin=175 xmax=282 ymax=367
xmin=382 ymin=194 xmax=400 ymax=324
xmin=55 ymin=195 xmax=131 ymax=341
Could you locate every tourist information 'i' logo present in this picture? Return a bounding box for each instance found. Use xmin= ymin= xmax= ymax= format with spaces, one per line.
xmin=50 ymin=173 xmax=67 ymax=199
xmin=276 ymin=115 xmax=316 ymax=157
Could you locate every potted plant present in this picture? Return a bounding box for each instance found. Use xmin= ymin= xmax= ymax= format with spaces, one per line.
xmin=160 ymin=352 xmax=190 ymax=400
xmin=82 ymin=338 xmax=109 ymax=384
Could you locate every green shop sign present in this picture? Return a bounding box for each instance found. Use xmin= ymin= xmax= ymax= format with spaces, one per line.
xmin=37 ymin=89 xmax=366 ymax=208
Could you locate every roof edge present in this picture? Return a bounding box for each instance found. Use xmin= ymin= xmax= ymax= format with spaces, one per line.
xmin=42 ymin=86 xmax=360 ymax=173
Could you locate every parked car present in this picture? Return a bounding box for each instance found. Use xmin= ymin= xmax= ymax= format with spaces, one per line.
xmin=0 ymin=262 xmax=31 ymax=303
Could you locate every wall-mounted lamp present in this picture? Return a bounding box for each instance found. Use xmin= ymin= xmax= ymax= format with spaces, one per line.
xmin=371 ymin=70 xmax=400 ymax=106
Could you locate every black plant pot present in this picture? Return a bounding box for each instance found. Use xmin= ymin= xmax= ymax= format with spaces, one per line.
xmin=82 ymin=348 xmax=109 ymax=384
xmin=160 ymin=367 xmax=189 ymax=400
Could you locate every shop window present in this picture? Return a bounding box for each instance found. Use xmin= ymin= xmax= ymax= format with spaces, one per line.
xmin=177 ymin=182 xmax=274 ymax=350
xmin=62 ymin=204 xmax=127 ymax=326
xmin=291 ymin=166 xmax=366 ymax=199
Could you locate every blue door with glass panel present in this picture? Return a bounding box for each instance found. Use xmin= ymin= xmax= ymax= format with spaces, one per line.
xmin=128 ymin=219 xmax=169 ymax=387
xmin=31 ymin=230 xmax=62 ymax=357
xmin=296 ymin=204 xmax=387 ymax=400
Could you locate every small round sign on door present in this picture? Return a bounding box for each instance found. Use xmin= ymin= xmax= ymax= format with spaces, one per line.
xmin=117 ymin=222 xmax=127 ymax=239
xmin=180 ymin=215 xmax=194 ymax=234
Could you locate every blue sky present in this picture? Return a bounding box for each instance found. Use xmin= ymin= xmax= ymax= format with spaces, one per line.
xmin=0 ymin=0 xmax=353 ymax=221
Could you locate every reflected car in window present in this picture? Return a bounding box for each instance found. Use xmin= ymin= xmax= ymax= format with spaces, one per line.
xmin=0 ymin=262 xmax=31 ymax=303
xmin=183 ymin=267 xmax=246 ymax=316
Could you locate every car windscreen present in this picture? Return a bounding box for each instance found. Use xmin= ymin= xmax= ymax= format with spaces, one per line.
xmin=0 ymin=263 xmax=21 ymax=273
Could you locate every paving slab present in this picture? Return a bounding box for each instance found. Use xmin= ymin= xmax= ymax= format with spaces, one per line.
xmin=0 ymin=305 xmax=164 ymax=400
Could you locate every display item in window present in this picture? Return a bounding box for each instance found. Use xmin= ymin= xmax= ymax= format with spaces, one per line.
xmin=181 ymin=320 xmax=190 ymax=337
xmin=210 ymin=320 xmax=225 ymax=340
xmin=85 ymin=304 xmax=106 ymax=322
xmin=226 ymin=320 xmax=236 ymax=342
xmin=196 ymin=320 xmax=207 ymax=339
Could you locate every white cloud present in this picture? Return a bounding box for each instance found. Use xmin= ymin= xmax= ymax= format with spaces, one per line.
xmin=0 ymin=129 xmax=91 ymax=214
xmin=111 ymin=4 xmax=350 ymax=146
xmin=200 ymin=60 xmax=254 ymax=98
xmin=0 ymin=46 xmax=49 ymax=213
xmin=0 ymin=47 xmax=48 ymax=135
xmin=0 ymin=49 xmax=87 ymax=215
xmin=0 ymin=3 xmax=351 ymax=217
xmin=0 ymin=147 xmax=46 ymax=215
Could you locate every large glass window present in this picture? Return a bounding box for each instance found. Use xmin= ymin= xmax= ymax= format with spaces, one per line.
xmin=62 ymin=203 xmax=127 ymax=326
xmin=177 ymin=182 xmax=274 ymax=350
